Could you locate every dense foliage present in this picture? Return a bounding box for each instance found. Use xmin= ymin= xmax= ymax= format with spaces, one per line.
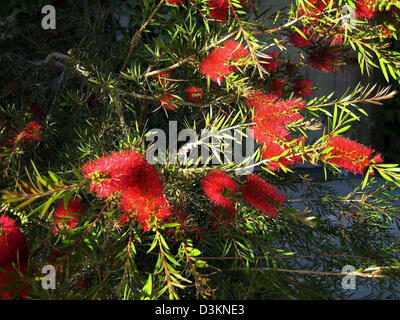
xmin=1 ymin=0 xmax=400 ymax=299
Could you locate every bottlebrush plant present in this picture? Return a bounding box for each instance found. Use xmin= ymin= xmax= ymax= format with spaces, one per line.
xmin=1 ymin=0 xmax=400 ymax=300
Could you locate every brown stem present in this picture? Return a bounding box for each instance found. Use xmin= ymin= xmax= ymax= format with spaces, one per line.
xmin=121 ymin=0 xmax=166 ymax=72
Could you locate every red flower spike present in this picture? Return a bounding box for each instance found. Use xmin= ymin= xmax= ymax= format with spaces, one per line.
xmin=7 ymin=122 xmax=42 ymax=148
xmin=81 ymin=150 xmax=147 ymax=198
xmin=160 ymin=93 xmax=177 ymax=111
xmin=298 ymin=0 xmax=332 ymax=18
xmin=186 ymin=87 xmax=204 ymax=103
xmin=0 ymin=261 xmax=29 ymax=300
xmin=52 ymin=199 xmax=85 ymax=232
xmin=290 ymin=27 xmax=313 ymax=47
xmin=207 ymin=0 xmax=229 ymax=22
xmin=200 ymin=40 xmax=249 ymax=84
xmin=0 ymin=214 xmax=28 ymax=266
xmin=201 ymin=170 xmax=238 ymax=207
xmin=269 ymin=79 xmax=286 ymax=97
xmin=120 ymin=163 xmax=171 ymax=231
xmin=323 ymin=136 xmax=383 ymax=175
xmin=156 ymin=71 xmax=174 ymax=87
xmin=294 ymin=79 xmax=314 ymax=98
xmin=207 ymin=0 xmax=250 ymax=23
xmin=241 ymin=174 xmax=285 ymax=217
xmin=261 ymin=138 xmax=302 ymax=172
xmin=308 ymin=49 xmax=340 ymax=73
xmin=355 ymin=0 xmax=379 ymax=20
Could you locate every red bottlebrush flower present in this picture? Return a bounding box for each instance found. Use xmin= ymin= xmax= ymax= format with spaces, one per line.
xmin=186 ymin=86 xmax=204 ymax=103
xmin=308 ymin=49 xmax=340 ymax=73
xmin=294 ymin=79 xmax=314 ymax=98
xmin=323 ymin=136 xmax=383 ymax=175
xmin=298 ymin=0 xmax=331 ymax=18
xmin=22 ymin=121 xmax=42 ymax=142
xmin=200 ymin=40 xmax=249 ymax=84
xmin=245 ymin=90 xmax=278 ymax=110
xmin=240 ymin=174 xmax=285 ymax=217
xmin=251 ymin=96 xmax=305 ymax=142
xmin=9 ymin=121 xmax=42 ymax=148
xmin=81 ymin=150 xmax=147 ymax=198
xmin=355 ymin=0 xmax=378 ymax=20
xmin=330 ymin=34 xmax=344 ymax=46
xmin=200 ymin=48 xmax=232 ymax=84
xmin=201 ymin=170 xmax=238 ymax=207
xmin=0 ymin=214 xmax=28 ymax=266
xmin=52 ymin=199 xmax=85 ymax=232
xmin=262 ymin=51 xmax=281 ymax=72
xmin=207 ymin=0 xmax=250 ymax=22
xmin=261 ymin=138 xmax=302 ymax=171
xmin=0 ymin=261 xmax=29 ymax=300
xmin=207 ymin=0 xmax=229 ymax=22
xmin=290 ymin=27 xmax=312 ymax=47
xmin=372 ymin=153 xmax=384 ymax=164
xmin=156 ymin=71 xmax=174 ymax=87
xmin=269 ymin=79 xmax=286 ymax=97
xmin=246 ymin=91 xmax=304 ymax=171
xmin=166 ymin=0 xmax=184 ymax=4
xmin=221 ymin=40 xmax=250 ymax=60
xmin=120 ymin=163 xmax=171 ymax=231
xmin=160 ymin=93 xmax=177 ymax=110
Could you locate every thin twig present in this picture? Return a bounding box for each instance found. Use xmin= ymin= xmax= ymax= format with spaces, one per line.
xmin=121 ymin=0 xmax=166 ymax=72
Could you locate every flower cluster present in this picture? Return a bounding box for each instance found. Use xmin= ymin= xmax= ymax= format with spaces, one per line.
xmin=52 ymin=198 xmax=85 ymax=232
xmin=82 ymin=150 xmax=147 ymax=198
xmin=186 ymin=86 xmax=204 ymax=103
xmin=159 ymin=93 xmax=177 ymax=111
xmin=298 ymin=0 xmax=332 ymax=18
xmin=200 ymin=40 xmax=249 ymax=84
xmin=82 ymin=150 xmax=171 ymax=230
xmin=308 ymin=49 xmax=340 ymax=73
xmin=120 ymin=162 xmax=171 ymax=231
xmin=240 ymin=174 xmax=285 ymax=217
xmin=0 ymin=214 xmax=29 ymax=300
xmin=355 ymin=0 xmax=379 ymax=20
xmin=201 ymin=169 xmax=238 ymax=208
xmin=201 ymin=170 xmax=286 ymax=227
xmin=294 ymin=79 xmax=314 ymax=98
xmin=323 ymin=136 xmax=384 ymax=175
xmin=246 ymin=90 xmax=305 ymax=171
xmin=269 ymin=79 xmax=286 ymax=97
xmin=290 ymin=27 xmax=313 ymax=48
xmin=206 ymin=0 xmax=250 ymax=23
xmin=6 ymin=121 xmax=42 ymax=149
